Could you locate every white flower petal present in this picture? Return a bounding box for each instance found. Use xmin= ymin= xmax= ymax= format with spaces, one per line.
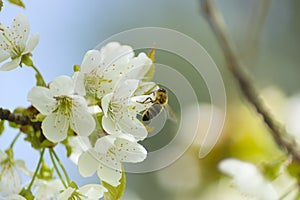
xmin=219 ymin=158 xmax=278 ymax=200
xmin=102 ymin=116 xmax=119 ymax=134
xmin=0 ymin=57 xmax=21 ymax=71
xmin=126 ymin=53 xmax=152 ymax=79
xmin=3 ymin=194 xmax=26 ymax=200
xmin=49 ymin=75 xmax=74 ymax=96
xmin=15 ymin=160 xmax=32 ymax=176
xmin=23 ymin=33 xmax=39 ymax=54
xmin=97 ymin=161 xmax=122 ymax=187
xmin=78 ymin=184 xmax=107 ymax=200
xmin=0 ymin=53 xmax=10 ymax=63
xmin=101 ymin=93 xmax=113 ymax=117
xmin=115 ymin=137 xmax=147 ymax=163
xmin=118 ymin=116 xmax=148 ymax=141
xmin=113 ymin=79 xmax=139 ymax=101
xmin=99 ymin=42 xmax=134 ymax=68
xmin=94 ymin=135 xmax=115 ymax=154
xmin=34 ymin=179 xmax=64 ymax=200
xmin=78 ymin=150 xmax=99 ymax=177
xmin=70 ymin=96 xmax=96 ymax=137
xmin=81 ymin=50 xmax=102 ymax=73
xmin=134 ymin=81 xmax=158 ymax=96
xmin=57 ymin=187 xmax=75 ymax=200
xmin=27 ymin=86 xmax=57 ymax=115
xmin=73 ymin=72 xmax=86 ymax=96
xmin=12 ymin=14 xmax=30 ymax=49
xmin=69 ymin=136 xmax=92 ymax=164
xmin=0 ymin=166 xmax=21 ymax=196
xmin=42 ymin=112 xmax=69 ymax=143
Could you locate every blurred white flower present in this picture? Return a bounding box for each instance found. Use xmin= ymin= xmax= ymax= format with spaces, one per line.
xmin=0 ymin=194 xmax=26 ymax=200
xmin=74 ymin=42 xmax=152 ymax=100
xmin=57 ymin=184 xmax=107 ymax=200
xmin=69 ymin=136 xmax=92 ymax=165
xmin=34 ymin=179 xmax=64 ymax=200
xmin=78 ymin=134 xmax=147 ymax=187
xmin=101 ymin=79 xmax=150 ymax=141
xmin=219 ymin=158 xmax=278 ymax=200
xmin=0 ymin=150 xmax=30 ymax=196
xmin=285 ymin=94 xmax=300 ymax=146
xmin=27 ymin=75 xmax=96 ymax=143
xmin=0 ymin=13 xmax=39 ymax=71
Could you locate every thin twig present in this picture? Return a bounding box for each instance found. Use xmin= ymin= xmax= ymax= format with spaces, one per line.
xmin=201 ymin=0 xmax=300 ymax=162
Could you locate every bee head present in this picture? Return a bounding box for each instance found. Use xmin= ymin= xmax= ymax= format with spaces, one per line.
xmin=158 ymin=88 xmax=167 ymax=93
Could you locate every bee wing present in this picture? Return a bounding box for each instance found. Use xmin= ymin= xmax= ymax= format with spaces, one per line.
xmin=165 ymin=104 xmax=178 ymax=123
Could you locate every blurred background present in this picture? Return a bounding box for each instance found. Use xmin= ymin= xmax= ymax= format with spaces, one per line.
xmin=0 ymin=0 xmax=300 ymax=199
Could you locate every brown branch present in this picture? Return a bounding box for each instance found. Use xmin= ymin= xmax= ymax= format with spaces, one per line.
xmin=201 ymin=0 xmax=300 ymax=162
xmin=0 ymin=107 xmax=32 ymax=126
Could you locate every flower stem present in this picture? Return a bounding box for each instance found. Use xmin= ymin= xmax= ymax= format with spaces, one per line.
xmin=31 ymin=64 xmax=46 ymax=87
xmin=201 ymin=0 xmax=300 ymax=162
xmin=49 ymin=149 xmax=67 ymax=188
xmin=50 ymin=149 xmax=71 ymax=186
xmin=27 ymin=148 xmax=45 ymax=191
xmin=9 ymin=131 xmax=21 ymax=148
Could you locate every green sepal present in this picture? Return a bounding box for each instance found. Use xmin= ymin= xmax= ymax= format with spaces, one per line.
xmin=35 ymin=73 xmax=45 ymax=87
xmin=8 ymin=0 xmax=25 ymax=8
xmin=287 ymin=159 xmax=300 ymax=183
xmin=102 ymin=168 xmax=126 ymax=200
xmin=261 ymin=157 xmax=286 ymax=180
xmin=73 ymin=64 xmax=81 ymax=72
xmin=19 ymin=188 xmax=34 ymax=200
xmin=0 ymin=0 xmax=3 ymax=11
xmin=37 ymin=160 xmax=54 ymax=180
xmin=61 ymin=138 xmax=73 ymax=157
xmin=69 ymin=181 xmax=78 ymax=189
xmin=0 ymin=120 xmax=4 ymax=135
xmin=21 ymin=54 xmax=33 ymax=67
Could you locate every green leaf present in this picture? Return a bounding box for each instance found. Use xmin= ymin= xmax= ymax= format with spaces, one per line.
xmin=8 ymin=0 xmax=25 ymax=8
xmin=102 ymin=169 xmax=126 ymax=200
xmin=0 ymin=120 xmax=4 ymax=135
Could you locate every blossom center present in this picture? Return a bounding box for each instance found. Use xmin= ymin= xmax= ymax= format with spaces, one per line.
xmin=55 ymin=96 xmax=73 ymax=116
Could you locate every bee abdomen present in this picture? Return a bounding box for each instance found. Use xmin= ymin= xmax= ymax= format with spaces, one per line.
xmin=142 ymin=103 xmax=162 ymax=121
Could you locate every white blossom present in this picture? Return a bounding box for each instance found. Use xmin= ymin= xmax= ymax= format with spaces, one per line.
xmin=0 ymin=150 xmax=30 ymax=196
xmin=27 ymin=75 xmax=96 ymax=143
xmin=0 ymin=14 xmax=39 ymax=71
xmin=0 ymin=194 xmax=26 ymax=200
xmin=219 ymin=158 xmax=278 ymax=200
xmin=57 ymin=184 xmax=107 ymax=200
xmin=74 ymin=42 xmax=152 ymax=99
xmin=101 ymin=79 xmax=151 ymax=141
xmin=78 ymin=134 xmax=147 ymax=187
xmin=34 ymin=179 xmax=64 ymax=200
xmin=69 ymin=136 xmax=92 ymax=165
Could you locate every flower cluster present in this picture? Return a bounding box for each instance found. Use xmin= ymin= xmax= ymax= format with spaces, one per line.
xmin=0 ymin=13 xmax=162 ymax=199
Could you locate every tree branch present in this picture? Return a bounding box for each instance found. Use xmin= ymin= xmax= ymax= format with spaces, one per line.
xmin=0 ymin=107 xmax=32 ymax=126
xmin=201 ymin=0 xmax=300 ymax=162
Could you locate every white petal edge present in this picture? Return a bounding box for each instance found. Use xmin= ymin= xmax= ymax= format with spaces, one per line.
xmin=0 ymin=57 xmax=21 ymax=71
xmin=23 ymin=33 xmax=39 ymax=54
xmin=78 ymin=150 xmax=99 ymax=177
xmin=78 ymin=184 xmax=107 ymax=200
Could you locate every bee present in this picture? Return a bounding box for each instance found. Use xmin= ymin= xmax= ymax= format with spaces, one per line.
xmin=138 ymin=88 xmax=177 ymax=122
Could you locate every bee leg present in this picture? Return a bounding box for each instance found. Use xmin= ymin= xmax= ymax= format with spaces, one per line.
xmin=137 ymin=97 xmax=154 ymax=104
